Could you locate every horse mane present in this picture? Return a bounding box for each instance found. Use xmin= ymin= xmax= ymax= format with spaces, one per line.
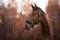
xmin=40 ymin=10 xmax=54 ymax=39
xmin=39 ymin=6 xmax=54 ymax=40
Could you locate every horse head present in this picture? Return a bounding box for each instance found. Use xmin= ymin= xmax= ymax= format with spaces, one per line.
xmin=25 ymin=4 xmax=43 ymax=30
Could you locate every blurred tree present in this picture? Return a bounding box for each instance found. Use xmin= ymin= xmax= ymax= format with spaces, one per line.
xmin=46 ymin=0 xmax=60 ymax=40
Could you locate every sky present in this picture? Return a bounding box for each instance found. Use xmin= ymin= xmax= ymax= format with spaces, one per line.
xmin=1 ymin=0 xmax=48 ymax=12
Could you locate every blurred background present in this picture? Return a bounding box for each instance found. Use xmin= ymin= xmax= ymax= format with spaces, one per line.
xmin=0 ymin=0 xmax=60 ymax=40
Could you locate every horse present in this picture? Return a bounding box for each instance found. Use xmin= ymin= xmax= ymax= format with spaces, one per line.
xmin=24 ymin=4 xmax=54 ymax=40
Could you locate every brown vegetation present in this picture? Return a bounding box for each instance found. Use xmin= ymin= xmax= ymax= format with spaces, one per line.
xmin=46 ymin=0 xmax=60 ymax=40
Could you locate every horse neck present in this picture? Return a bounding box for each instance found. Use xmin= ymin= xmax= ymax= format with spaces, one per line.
xmin=40 ymin=13 xmax=49 ymax=33
xmin=40 ymin=12 xmax=54 ymax=40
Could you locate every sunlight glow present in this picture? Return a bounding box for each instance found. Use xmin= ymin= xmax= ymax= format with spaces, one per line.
xmin=2 ymin=0 xmax=48 ymax=12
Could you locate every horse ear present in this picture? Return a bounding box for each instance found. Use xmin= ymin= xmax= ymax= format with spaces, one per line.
xmin=34 ymin=3 xmax=38 ymax=8
xmin=31 ymin=4 xmax=35 ymax=8
xmin=31 ymin=4 xmax=36 ymax=10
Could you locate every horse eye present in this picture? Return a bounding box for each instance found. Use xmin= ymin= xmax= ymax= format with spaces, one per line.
xmin=32 ymin=14 xmax=35 ymax=16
